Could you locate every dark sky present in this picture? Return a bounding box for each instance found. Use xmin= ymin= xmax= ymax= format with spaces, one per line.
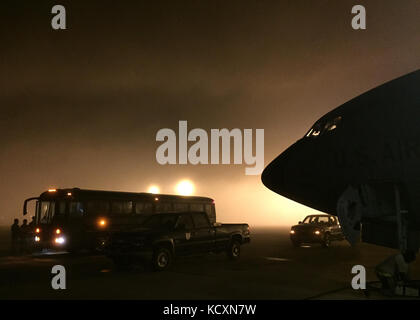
xmin=1 ymin=1 xmax=419 ymax=226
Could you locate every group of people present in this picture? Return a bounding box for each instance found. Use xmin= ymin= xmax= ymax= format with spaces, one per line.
xmin=10 ymin=217 xmax=35 ymax=255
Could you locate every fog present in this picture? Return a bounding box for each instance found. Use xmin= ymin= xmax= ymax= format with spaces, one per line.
xmin=0 ymin=1 xmax=419 ymax=226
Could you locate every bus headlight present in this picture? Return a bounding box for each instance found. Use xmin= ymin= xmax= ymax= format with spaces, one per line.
xmin=314 ymin=230 xmax=321 ymax=235
xmin=55 ymin=237 xmax=66 ymax=244
xmin=290 ymin=230 xmax=295 ymax=234
xmin=34 ymin=236 xmax=41 ymax=242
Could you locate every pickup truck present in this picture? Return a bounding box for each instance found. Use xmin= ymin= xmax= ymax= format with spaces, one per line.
xmin=104 ymin=211 xmax=250 ymax=271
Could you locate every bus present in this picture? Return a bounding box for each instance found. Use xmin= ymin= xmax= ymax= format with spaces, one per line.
xmin=23 ymin=188 xmax=216 ymax=252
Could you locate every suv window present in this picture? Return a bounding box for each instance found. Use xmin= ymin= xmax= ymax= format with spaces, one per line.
xmin=302 ymin=216 xmax=316 ymax=224
xmin=192 ymin=213 xmax=210 ymax=228
xmin=317 ymin=216 xmax=329 ymax=224
xmin=176 ymin=214 xmax=194 ymax=230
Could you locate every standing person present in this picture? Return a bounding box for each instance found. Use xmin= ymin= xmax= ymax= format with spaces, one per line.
xmin=19 ymin=219 xmax=30 ymax=254
xmin=11 ymin=219 xmax=20 ymax=255
xmin=29 ymin=216 xmax=36 ymax=228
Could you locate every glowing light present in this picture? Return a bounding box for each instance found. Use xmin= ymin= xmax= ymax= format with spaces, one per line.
xmin=314 ymin=230 xmax=321 ymax=235
xmin=98 ymin=219 xmax=107 ymax=227
xmin=148 ymin=185 xmax=160 ymax=194
xmin=48 ymin=189 xmax=57 ymax=192
xmin=55 ymin=237 xmax=65 ymax=244
xmin=35 ymin=228 xmax=41 ymax=234
xmin=67 ymin=192 xmax=72 ymax=196
xmin=55 ymin=228 xmax=61 ymax=235
xmin=154 ymin=197 xmax=159 ymax=201
xmin=290 ymin=230 xmax=295 ymax=234
xmin=175 ymin=180 xmax=195 ymax=196
xmin=34 ymin=236 xmax=40 ymax=242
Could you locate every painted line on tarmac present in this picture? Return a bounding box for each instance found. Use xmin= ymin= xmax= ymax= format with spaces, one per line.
xmin=265 ymin=257 xmax=292 ymax=262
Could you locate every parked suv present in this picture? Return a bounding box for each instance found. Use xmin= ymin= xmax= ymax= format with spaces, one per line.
xmin=290 ymin=214 xmax=344 ymax=247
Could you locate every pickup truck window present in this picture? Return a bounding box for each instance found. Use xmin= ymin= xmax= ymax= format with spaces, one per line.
xmin=192 ymin=213 xmax=210 ymax=228
xmin=176 ymin=214 xmax=194 ymax=230
xmin=204 ymin=204 xmax=212 ymax=216
xmin=141 ymin=215 xmax=177 ymax=229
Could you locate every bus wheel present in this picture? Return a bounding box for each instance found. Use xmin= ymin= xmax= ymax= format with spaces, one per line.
xmin=152 ymin=247 xmax=172 ymax=271
xmin=227 ymin=240 xmax=241 ymax=260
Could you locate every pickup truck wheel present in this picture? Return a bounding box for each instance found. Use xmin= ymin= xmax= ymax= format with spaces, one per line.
xmin=322 ymin=233 xmax=331 ymax=248
xmin=152 ymin=247 xmax=172 ymax=271
xmin=112 ymin=256 xmax=132 ymax=271
xmin=227 ymin=240 xmax=241 ymax=260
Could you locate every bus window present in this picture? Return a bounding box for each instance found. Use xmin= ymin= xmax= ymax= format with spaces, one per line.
xmin=135 ymin=202 xmax=153 ymax=214
xmin=190 ymin=203 xmax=204 ymax=212
xmin=155 ymin=202 xmax=173 ymax=213
xmin=87 ymin=200 xmax=110 ymax=215
xmin=69 ymin=202 xmax=85 ymax=217
xmin=56 ymin=201 xmax=66 ymax=217
xmin=174 ymin=203 xmax=189 ymax=212
xmin=39 ymin=201 xmax=55 ymax=224
xmin=111 ymin=201 xmax=133 ymax=214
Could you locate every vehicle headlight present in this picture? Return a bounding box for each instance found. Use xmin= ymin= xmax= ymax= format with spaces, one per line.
xmin=290 ymin=230 xmax=295 ymax=234
xmin=34 ymin=236 xmax=41 ymax=242
xmin=314 ymin=230 xmax=321 ymax=235
xmin=54 ymin=237 xmax=66 ymax=244
xmin=98 ymin=218 xmax=108 ymax=228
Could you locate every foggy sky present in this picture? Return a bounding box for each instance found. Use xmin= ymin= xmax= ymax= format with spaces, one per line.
xmin=1 ymin=1 xmax=420 ymax=226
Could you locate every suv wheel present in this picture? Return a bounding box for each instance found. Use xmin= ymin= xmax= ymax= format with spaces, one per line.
xmin=152 ymin=247 xmax=172 ymax=271
xmin=227 ymin=240 xmax=241 ymax=260
xmin=291 ymin=240 xmax=301 ymax=247
xmin=322 ymin=233 xmax=331 ymax=248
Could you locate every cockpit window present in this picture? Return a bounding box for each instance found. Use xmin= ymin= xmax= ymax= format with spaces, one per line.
xmin=324 ymin=116 xmax=342 ymax=132
xmin=305 ymin=116 xmax=342 ymax=138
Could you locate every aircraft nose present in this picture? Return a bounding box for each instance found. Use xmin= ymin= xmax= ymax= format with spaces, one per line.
xmin=261 ymin=148 xmax=290 ymax=195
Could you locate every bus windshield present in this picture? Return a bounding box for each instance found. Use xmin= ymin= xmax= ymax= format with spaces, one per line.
xmin=38 ymin=201 xmax=56 ymax=224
